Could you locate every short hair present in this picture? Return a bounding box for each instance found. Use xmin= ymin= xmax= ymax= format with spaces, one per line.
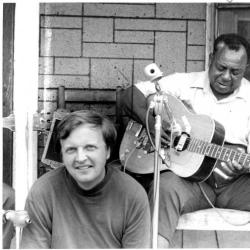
xmin=213 ymin=33 xmax=250 ymax=63
xmin=55 ymin=110 xmax=117 ymax=153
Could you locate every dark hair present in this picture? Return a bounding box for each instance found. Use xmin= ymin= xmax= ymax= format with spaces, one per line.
xmin=55 ymin=110 xmax=117 ymax=153
xmin=213 ymin=33 xmax=250 ymax=63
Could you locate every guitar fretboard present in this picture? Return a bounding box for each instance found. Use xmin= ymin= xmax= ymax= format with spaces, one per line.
xmin=187 ymin=138 xmax=250 ymax=169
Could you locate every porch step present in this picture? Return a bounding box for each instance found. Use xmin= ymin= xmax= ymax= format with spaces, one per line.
xmin=177 ymin=208 xmax=250 ymax=231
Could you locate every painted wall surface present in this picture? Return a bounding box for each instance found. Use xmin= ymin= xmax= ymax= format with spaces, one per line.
xmin=38 ymin=2 xmax=207 ymax=173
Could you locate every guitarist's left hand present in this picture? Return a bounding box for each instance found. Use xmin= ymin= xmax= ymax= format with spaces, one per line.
xmin=220 ymin=161 xmax=248 ymax=180
xmin=220 ymin=146 xmax=249 ymax=180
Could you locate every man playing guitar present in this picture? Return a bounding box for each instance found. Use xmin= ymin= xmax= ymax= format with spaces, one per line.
xmin=120 ymin=33 xmax=250 ymax=247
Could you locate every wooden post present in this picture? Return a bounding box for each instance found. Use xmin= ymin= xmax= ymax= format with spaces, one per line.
xmin=13 ymin=2 xmax=39 ymax=210
xmin=205 ymin=3 xmax=216 ymax=69
xmin=58 ymin=86 xmax=66 ymax=109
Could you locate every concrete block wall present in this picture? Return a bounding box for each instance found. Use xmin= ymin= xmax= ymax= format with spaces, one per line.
xmin=38 ymin=2 xmax=207 ymax=173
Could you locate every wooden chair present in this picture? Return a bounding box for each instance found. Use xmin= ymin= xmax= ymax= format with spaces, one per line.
xmin=57 ymin=85 xmax=123 ymax=122
xmin=41 ymin=85 xmax=125 ymax=168
xmin=58 ymin=85 xmax=125 ymax=158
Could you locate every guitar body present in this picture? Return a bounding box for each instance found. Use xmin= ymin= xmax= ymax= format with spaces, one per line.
xmin=120 ymin=94 xmax=225 ymax=182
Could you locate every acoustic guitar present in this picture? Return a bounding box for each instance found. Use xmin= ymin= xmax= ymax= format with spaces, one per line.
xmin=119 ymin=93 xmax=250 ymax=182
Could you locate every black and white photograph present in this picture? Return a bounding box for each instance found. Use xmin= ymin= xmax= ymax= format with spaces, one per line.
xmin=2 ymin=1 xmax=250 ymax=248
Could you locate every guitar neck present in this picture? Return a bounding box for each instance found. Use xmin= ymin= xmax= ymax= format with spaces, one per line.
xmin=187 ymin=138 xmax=250 ymax=169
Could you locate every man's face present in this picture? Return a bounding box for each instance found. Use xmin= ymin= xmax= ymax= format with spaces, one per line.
xmin=208 ymin=45 xmax=248 ymax=99
xmin=60 ymin=124 xmax=110 ymax=190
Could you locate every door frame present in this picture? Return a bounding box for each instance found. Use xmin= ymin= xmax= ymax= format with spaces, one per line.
xmin=3 ymin=3 xmax=15 ymax=186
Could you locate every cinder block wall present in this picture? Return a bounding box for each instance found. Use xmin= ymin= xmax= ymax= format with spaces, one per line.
xmin=38 ymin=2 xmax=207 ymax=174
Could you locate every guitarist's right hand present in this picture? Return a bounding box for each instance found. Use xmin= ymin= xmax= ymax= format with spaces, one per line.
xmin=161 ymin=119 xmax=171 ymax=146
xmin=146 ymin=93 xmax=172 ymax=147
xmin=148 ymin=119 xmax=171 ymax=147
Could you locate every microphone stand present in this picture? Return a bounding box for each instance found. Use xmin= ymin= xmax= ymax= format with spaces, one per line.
xmin=144 ymin=63 xmax=165 ymax=249
xmin=151 ymin=87 xmax=164 ymax=249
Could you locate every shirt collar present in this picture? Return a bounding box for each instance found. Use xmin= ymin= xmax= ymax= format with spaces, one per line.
xmin=189 ymin=70 xmax=248 ymax=101
xmin=189 ymin=70 xmax=210 ymax=92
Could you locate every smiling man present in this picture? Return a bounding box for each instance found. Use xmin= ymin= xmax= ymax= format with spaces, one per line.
xmin=21 ymin=110 xmax=151 ymax=249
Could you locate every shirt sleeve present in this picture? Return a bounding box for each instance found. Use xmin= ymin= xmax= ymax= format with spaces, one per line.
xmin=120 ymin=84 xmax=156 ymax=132
xmin=2 ymin=183 xmax=15 ymax=249
xmin=20 ymin=187 xmax=52 ymax=249
xmin=247 ymin=117 xmax=250 ymax=152
xmin=121 ymin=186 xmax=151 ymax=248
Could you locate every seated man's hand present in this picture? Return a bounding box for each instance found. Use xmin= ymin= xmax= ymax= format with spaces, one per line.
xmin=148 ymin=119 xmax=171 ymax=147
xmin=161 ymin=120 xmax=171 ymax=146
xmin=161 ymin=129 xmax=171 ymax=147
xmin=214 ymin=145 xmax=249 ymax=186
xmin=220 ymin=144 xmax=249 ymax=180
xmin=220 ymin=160 xmax=248 ymax=180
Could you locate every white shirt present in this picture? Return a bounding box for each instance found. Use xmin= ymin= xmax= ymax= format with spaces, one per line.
xmin=136 ymin=71 xmax=250 ymax=147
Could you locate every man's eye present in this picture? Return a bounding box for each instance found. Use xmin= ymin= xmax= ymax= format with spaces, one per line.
xmin=232 ymin=70 xmax=241 ymax=76
xmin=66 ymin=148 xmax=76 ymax=154
xmin=217 ymin=65 xmax=225 ymax=71
xmin=86 ymin=145 xmax=96 ymax=151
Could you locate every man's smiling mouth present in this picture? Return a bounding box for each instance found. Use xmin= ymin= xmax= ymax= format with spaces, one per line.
xmin=217 ymin=81 xmax=230 ymax=88
xmin=75 ymin=165 xmax=92 ymax=170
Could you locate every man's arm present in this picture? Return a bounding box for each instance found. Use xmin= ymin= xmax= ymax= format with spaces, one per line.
xmin=20 ymin=192 xmax=51 ymax=248
xmin=120 ymin=85 xmax=155 ymax=127
xmin=247 ymin=133 xmax=250 ymax=154
xmin=2 ymin=183 xmax=15 ymax=249
xmin=120 ymin=85 xmax=170 ymax=145
xmin=121 ymin=186 xmax=151 ymax=248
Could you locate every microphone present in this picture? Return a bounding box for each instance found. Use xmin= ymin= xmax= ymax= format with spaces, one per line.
xmin=144 ymin=63 xmax=190 ymax=149
xmin=144 ymin=63 xmax=163 ymax=93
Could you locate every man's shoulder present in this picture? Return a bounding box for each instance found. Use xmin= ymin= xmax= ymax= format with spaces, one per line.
xmin=28 ymin=167 xmax=65 ymax=195
xmin=162 ymin=71 xmax=206 ymax=83
xmin=108 ymin=165 xmax=147 ymax=194
xmin=242 ymin=77 xmax=250 ymax=87
xmin=240 ymin=77 xmax=250 ymax=99
xmin=136 ymin=71 xmax=206 ymax=96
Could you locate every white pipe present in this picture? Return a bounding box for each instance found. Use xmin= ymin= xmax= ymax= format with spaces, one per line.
xmin=0 ymin=4 xmax=3 ymax=188
xmin=13 ymin=2 xmax=39 ymax=210
xmin=205 ymin=3 xmax=215 ymax=70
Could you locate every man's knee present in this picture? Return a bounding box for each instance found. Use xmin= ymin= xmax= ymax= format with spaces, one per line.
xmin=148 ymin=172 xmax=181 ymax=197
xmin=217 ymin=197 xmax=250 ymax=211
xmin=159 ymin=171 xmax=185 ymax=193
xmin=148 ymin=171 xmax=186 ymax=210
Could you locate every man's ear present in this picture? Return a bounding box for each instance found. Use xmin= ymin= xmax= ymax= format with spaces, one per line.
xmin=208 ymin=52 xmax=213 ymax=65
xmin=106 ymin=147 xmax=111 ymax=160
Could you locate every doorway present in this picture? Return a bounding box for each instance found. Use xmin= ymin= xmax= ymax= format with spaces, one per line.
xmin=216 ymin=3 xmax=250 ymax=80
